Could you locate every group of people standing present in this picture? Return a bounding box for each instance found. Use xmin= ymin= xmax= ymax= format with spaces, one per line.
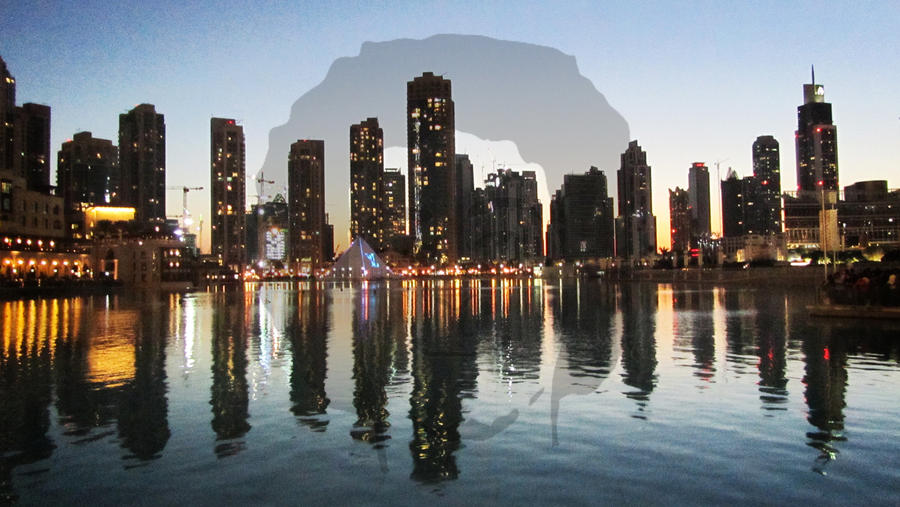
xmin=822 ymin=265 xmax=900 ymax=306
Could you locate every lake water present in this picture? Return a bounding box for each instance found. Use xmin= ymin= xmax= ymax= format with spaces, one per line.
xmin=2 ymin=280 xmax=899 ymax=505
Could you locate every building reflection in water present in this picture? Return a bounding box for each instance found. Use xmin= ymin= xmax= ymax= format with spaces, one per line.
xmin=117 ymin=293 xmax=171 ymax=462
xmin=408 ymin=279 xmax=478 ymax=483
xmin=619 ymin=283 xmax=658 ymax=416
xmin=802 ymin=323 xmax=848 ymax=474
xmin=755 ymin=293 xmax=789 ymax=411
xmin=350 ymin=282 xmax=394 ymax=446
xmin=549 ymin=279 xmax=617 ymax=444
xmin=1 ymin=300 xmax=56 ymax=502
xmin=288 ymin=286 xmax=331 ymax=431
xmin=210 ymin=289 xmax=251 ymax=457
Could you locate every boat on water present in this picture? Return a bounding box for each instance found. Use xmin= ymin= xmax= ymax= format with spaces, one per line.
xmin=807 ymin=304 xmax=900 ymax=320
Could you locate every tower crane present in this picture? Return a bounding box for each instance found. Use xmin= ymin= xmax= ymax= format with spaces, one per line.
xmin=255 ymin=171 xmax=275 ymax=206
xmin=166 ymin=186 xmax=204 ymax=229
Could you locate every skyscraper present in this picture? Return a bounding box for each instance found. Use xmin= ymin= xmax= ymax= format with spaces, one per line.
xmin=615 ymin=140 xmax=657 ymax=260
xmin=350 ymin=117 xmax=383 ymax=248
xmin=687 ymin=162 xmax=710 ymax=242
xmin=119 ymin=104 xmax=166 ymax=225
xmin=57 ymin=132 xmax=118 ymax=238
xmin=407 ymin=72 xmax=456 ymax=264
xmin=752 ymin=135 xmax=782 ymax=234
xmin=454 ymin=154 xmax=474 ymax=260
xmin=381 ymin=167 xmax=406 ymax=253
xmin=669 ymin=187 xmax=692 ymax=254
xmin=795 ymin=68 xmax=838 ymax=196
xmin=210 ymin=117 xmax=246 ymax=271
xmin=14 ymin=103 xmax=51 ymax=190
xmin=547 ymin=166 xmax=615 ymax=261
xmin=0 ymin=56 xmax=15 ymax=172
xmin=482 ymin=169 xmax=543 ymax=264
xmin=288 ymin=139 xmax=326 ymax=273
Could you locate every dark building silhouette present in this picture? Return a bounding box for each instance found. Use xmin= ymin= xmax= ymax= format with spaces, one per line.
xmin=57 ymin=132 xmax=118 ymax=238
xmin=688 ymin=162 xmax=710 ymax=241
xmin=13 ymin=103 xmax=51 ymax=191
xmin=721 ymin=169 xmax=761 ymax=238
xmin=57 ymin=132 xmax=118 ymax=210
xmin=350 ymin=117 xmax=384 ymax=248
xmin=210 ymin=118 xmax=246 ymax=271
xmin=669 ymin=187 xmax=691 ymax=255
xmin=0 ymin=56 xmax=15 ymax=172
xmin=548 ymin=166 xmax=615 ymax=261
xmin=752 ymin=135 xmax=782 ymax=234
xmin=615 ymin=141 xmax=657 ymax=260
xmin=455 ymin=154 xmax=474 ymax=261
xmin=119 ymin=104 xmax=166 ymax=225
xmin=838 ymin=180 xmax=900 ymax=247
xmin=795 ymin=68 xmax=838 ymax=196
xmin=381 ymin=167 xmax=407 ymax=254
xmin=288 ymin=140 xmax=326 ymax=273
xmin=407 ymin=72 xmax=457 ymax=264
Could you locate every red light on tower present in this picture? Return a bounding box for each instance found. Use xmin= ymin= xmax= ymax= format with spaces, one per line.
xmin=818 ymin=180 xmax=824 ymax=186
xmin=816 ymin=127 xmax=822 ymax=133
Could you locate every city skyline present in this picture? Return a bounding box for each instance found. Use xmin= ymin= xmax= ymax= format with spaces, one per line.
xmin=2 ymin=2 xmax=899 ymax=251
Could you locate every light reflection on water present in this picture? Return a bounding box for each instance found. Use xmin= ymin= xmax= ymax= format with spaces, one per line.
xmin=1 ymin=280 xmax=899 ymax=504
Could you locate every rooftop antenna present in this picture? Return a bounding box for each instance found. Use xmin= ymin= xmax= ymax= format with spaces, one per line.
xmin=811 ymin=64 xmax=815 ymax=85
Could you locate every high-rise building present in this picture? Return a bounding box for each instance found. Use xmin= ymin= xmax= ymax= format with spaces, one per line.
xmin=669 ymin=187 xmax=692 ymax=254
xmin=381 ymin=167 xmax=406 ymax=252
xmin=407 ymin=72 xmax=456 ymax=264
xmin=247 ymin=194 xmax=289 ymax=267
xmin=14 ymin=103 xmax=51 ymax=190
xmin=547 ymin=166 xmax=615 ymax=262
xmin=350 ymin=117 xmax=383 ymax=248
xmin=57 ymin=132 xmax=118 ymax=238
xmin=752 ymin=135 xmax=782 ymax=234
xmin=119 ymin=104 xmax=166 ymax=225
xmin=795 ymin=68 xmax=838 ymax=196
xmin=688 ymin=162 xmax=710 ymax=242
xmin=210 ymin=117 xmax=246 ymax=271
xmin=615 ymin=140 xmax=657 ymax=260
xmin=288 ymin=139 xmax=326 ymax=273
xmin=454 ymin=154 xmax=474 ymax=261
xmin=721 ymin=168 xmax=763 ymax=238
xmin=0 ymin=56 xmax=16 ymax=172
xmin=57 ymin=132 xmax=118 ymax=211
xmin=481 ymin=169 xmax=543 ymax=264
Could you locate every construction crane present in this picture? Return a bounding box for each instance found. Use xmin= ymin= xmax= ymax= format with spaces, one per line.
xmin=255 ymin=171 xmax=275 ymax=206
xmin=166 ymin=186 xmax=204 ymax=229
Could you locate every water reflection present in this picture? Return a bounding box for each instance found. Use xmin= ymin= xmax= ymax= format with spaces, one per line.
xmin=620 ymin=283 xmax=658 ymax=415
xmin=408 ymin=280 xmax=478 ymax=483
xmin=350 ymin=283 xmax=393 ymax=446
xmin=549 ymin=280 xmax=617 ymax=443
xmin=288 ymin=287 xmax=330 ymax=430
xmin=2 ymin=282 xmax=900 ymax=502
xmin=209 ymin=289 xmax=251 ymax=457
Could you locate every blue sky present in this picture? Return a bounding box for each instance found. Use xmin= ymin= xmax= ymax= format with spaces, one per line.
xmin=2 ymin=0 xmax=898 ymax=249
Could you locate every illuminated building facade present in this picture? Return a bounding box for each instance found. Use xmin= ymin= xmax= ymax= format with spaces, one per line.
xmin=480 ymin=169 xmax=543 ymax=264
xmin=350 ymin=117 xmax=383 ymax=248
xmin=615 ymin=140 xmax=657 ymax=260
xmin=247 ymin=194 xmax=289 ymax=266
xmin=547 ymin=166 xmax=615 ymax=262
xmin=381 ymin=167 xmax=406 ymax=253
xmin=407 ymin=72 xmax=456 ymax=264
xmin=752 ymin=135 xmax=781 ymax=234
xmin=669 ymin=187 xmax=691 ymax=254
xmin=210 ymin=117 xmax=246 ymax=271
xmin=57 ymin=132 xmax=119 ymax=238
xmin=795 ymin=69 xmax=838 ymax=197
xmin=119 ymin=104 xmax=166 ymax=226
xmin=288 ymin=139 xmax=326 ymax=272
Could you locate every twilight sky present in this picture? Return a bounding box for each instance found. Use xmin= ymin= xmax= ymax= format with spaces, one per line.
xmin=2 ymin=0 xmax=898 ymax=251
